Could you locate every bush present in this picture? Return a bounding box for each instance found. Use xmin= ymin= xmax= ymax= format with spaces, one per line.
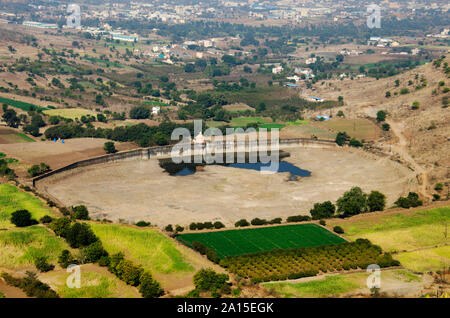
xmin=367 ymin=191 xmax=386 ymax=212
xmin=394 ymin=192 xmax=422 ymax=208
xmin=189 ymin=222 xmax=197 ymax=230
xmin=80 ymin=241 xmax=108 ymax=263
xmin=72 ymin=205 xmax=90 ymax=220
xmin=250 ymin=218 xmax=267 ymax=226
xmin=310 ymin=201 xmax=335 ymax=220
xmin=234 ymin=219 xmax=250 ymax=227
xmin=286 ymin=215 xmax=311 ymax=223
xmin=129 ymin=106 xmax=150 ymax=119
xmin=1 ymin=271 xmax=58 ymax=298
xmin=27 ymin=162 xmax=50 ymax=177
xmin=104 ymin=141 xmax=117 ymax=154
xmin=49 ymin=217 xmax=71 ymax=237
xmin=39 ymin=215 xmax=53 ymax=224
xmin=333 ymin=226 xmax=344 ymax=234
xmin=135 ymin=221 xmax=151 ymax=227
xmin=382 ymin=123 xmax=390 ymax=131
xmin=376 ymin=110 xmax=386 ymax=122
xmin=58 ymin=250 xmax=76 ymax=268
xmin=34 ymin=256 xmax=55 ymax=272
xmin=11 ymin=209 xmax=38 ymax=227
xmin=337 ymin=187 xmax=368 ymax=217
xmin=165 ymin=224 xmax=173 ymax=232
xmin=193 ymin=269 xmax=229 ymax=293
xmin=65 ymin=222 xmax=98 ymax=248
xmin=335 ymin=131 xmax=350 ymax=146
xmin=175 ymin=225 xmax=184 ymax=232
xmin=115 ymin=259 xmax=144 ymax=286
xmin=319 ymin=220 xmax=326 ymax=226
xmin=213 ymin=221 xmax=225 ymax=229
xmin=139 ymin=272 xmax=164 ymax=298
xmin=434 ymin=183 xmax=444 ymax=191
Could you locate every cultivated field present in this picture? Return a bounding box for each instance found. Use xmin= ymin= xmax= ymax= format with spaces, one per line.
xmin=90 ymin=223 xmax=222 ymax=293
xmin=43 ymin=108 xmax=97 ymax=120
xmin=0 ymin=128 xmax=35 ymax=144
xmin=315 ymin=118 xmax=381 ymax=141
xmin=177 ymin=224 xmax=346 ymax=258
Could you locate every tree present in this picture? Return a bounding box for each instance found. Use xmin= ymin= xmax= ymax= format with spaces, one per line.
xmin=336 ymin=187 xmax=368 ymax=217
xmin=333 ymin=226 xmax=344 ymax=234
xmin=65 ymin=222 xmax=98 ymax=248
xmin=385 ymin=91 xmax=391 ymax=98
xmin=129 ymin=106 xmax=150 ymax=119
xmin=72 ymin=205 xmax=90 ymax=220
xmin=367 ymin=191 xmax=386 ymax=212
xmin=234 ymin=219 xmax=249 ymax=227
xmin=104 ymin=142 xmax=117 ymax=154
xmin=115 ymin=259 xmax=143 ymax=286
xmin=34 ymin=256 xmax=54 ymax=272
xmin=337 ymin=110 xmax=345 ymax=117
xmin=139 ymin=272 xmax=164 ymax=298
xmin=394 ymin=192 xmax=422 ymax=208
xmin=50 ymin=217 xmax=71 ymax=237
xmin=58 ymin=250 xmax=76 ymax=268
xmin=11 ymin=209 xmax=38 ymax=227
xmin=2 ymin=109 xmax=20 ymax=128
xmin=376 ymin=110 xmax=386 ymax=122
xmin=335 ymin=132 xmax=350 ymax=146
xmin=382 ymin=123 xmax=390 ymax=131
xmin=184 ymin=63 xmax=195 ymax=73
xmin=310 ymin=201 xmax=335 ymax=220
xmin=193 ymin=268 xmax=229 ymax=292
xmin=80 ymin=241 xmax=108 ymax=263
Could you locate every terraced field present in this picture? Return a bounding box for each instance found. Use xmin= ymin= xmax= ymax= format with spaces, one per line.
xmin=177 ymin=224 xmax=346 ymax=259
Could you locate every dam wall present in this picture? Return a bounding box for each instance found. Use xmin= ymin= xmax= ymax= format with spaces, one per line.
xmin=32 ymin=138 xmax=336 ymax=187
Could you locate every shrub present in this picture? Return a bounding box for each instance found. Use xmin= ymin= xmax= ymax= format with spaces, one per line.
xmin=175 ymin=225 xmax=184 ymax=232
xmin=286 ymin=215 xmax=311 ymax=223
xmin=333 ymin=226 xmax=344 ymax=234
xmin=40 ymin=215 xmax=53 ymax=224
xmin=115 ymin=259 xmax=143 ymax=286
xmin=367 ymin=191 xmax=386 ymax=212
xmin=335 ymin=131 xmax=350 ymax=146
xmin=27 ymin=162 xmax=50 ymax=177
xmin=235 ymin=219 xmax=250 ymax=227
xmin=139 ymin=272 xmax=164 ymax=298
xmin=80 ymin=241 xmax=108 ymax=263
xmin=251 ymin=218 xmax=267 ymax=226
xmin=34 ymin=256 xmax=55 ymax=272
xmin=376 ymin=110 xmax=386 ymax=122
xmin=165 ymin=224 xmax=173 ymax=232
xmin=432 ymin=194 xmax=440 ymax=201
xmin=213 ymin=221 xmax=225 ymax=229
xmin=104 ymin=141 xmax=117 ymax=154
xmin=319 ymin=220 xmax=326 ymax=226
xmin=72 ymin=205 xmax=89 ymax=220
xmin=269 ymin=217 xmax=282 ymax=224
xmin=129 ymin=106 xmax=150 ymax=119
xmin=135 ymin=221 xmax=151 ymax=227
xmin=58 ymin=250 xmax=76 ymax=268
xmin=193 ymin=269 xmax=229 ymax=293
xmin=348 ymin=138 xmax=363 ymax=148
xmin=1 ymin=271 xmax=58 ymax=298
xmin=382 ymin=123 xmax=390 ymax=131
xmin=310 ymin=201 xmax=335 ymax=220
xmin=337 ymin=187 xmax=368 ymax=217
xmin=11 ymin=209 xmax=38 ymax=227
xmin=49 ymin=217 xmax=71 ymax=237
xmin=394 ymin=192 xmax=422 ymax=208
xmin=189 ymin=222 xmax=197 ymax=230
xmin=65 ymin=222 xmax=98 ymax=248
xmin=434 ymin=183 xmax=444 ymax=191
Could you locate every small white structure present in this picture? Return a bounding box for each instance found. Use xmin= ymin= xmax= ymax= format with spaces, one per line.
xmin=152 ymin=107 xmax=160 ymax=115
xmin=272 ymin=65 xmax=283 ymax=74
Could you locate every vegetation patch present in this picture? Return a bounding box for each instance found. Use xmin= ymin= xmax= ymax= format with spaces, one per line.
xmin=43 ymin=108 xmax=97 ymax=120
xmin=177 ymin=224 xmax=346 ymax=259
xmin=395 ymin=246 xmax=450 ymax=273
xmin=316 ymin=118 xmax=380 ymax=140
xmin=91 ymin=223 xmax=194 ymax=274
xmin=0 ymin=225 xmax=69 ymax=268
xmin=0 ymin=97 xmax=47 ymax=112
xmin=0 ymin=184 xmax=55 ymax=228
xmin=329 ymin=207 xmax=450 ymax=252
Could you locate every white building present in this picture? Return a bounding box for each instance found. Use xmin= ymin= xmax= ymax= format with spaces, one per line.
xmin=272 ymin=65 xmax=283 ymax=74
xmin=152 ymin=107 xmax=160 ymax=115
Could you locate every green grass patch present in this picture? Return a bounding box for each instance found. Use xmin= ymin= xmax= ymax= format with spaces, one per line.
xmin=263 ymin=274 xmax=361 ymax=298
xmin=395 ymin=246 xmax=450 ymax=273
xmin=0 ymin=97 xmax=47 ymax=112
xmin=0 ymin=184 xmax=55 ymax=228
xmin=43 ymin=108 xmax=96 ymax=120
xmin=230 ymin=116 xmax=267 ymax=127
xmin=285 ymin=119 xmax=310 ymax=126
xmin=144 ymin=100 xmax=169 ymax=107
xmin=177 ymin=224 xmax=346 ymax=259
xmin=0 ymin=225 xmax=69 ymax=268
xmin=330 ymin=207 xmax=450 ymax=252
xmin=258 ymin=123 xmax=285 ymax=130
xmin=90 ymin=223 xmax=195 ymax=274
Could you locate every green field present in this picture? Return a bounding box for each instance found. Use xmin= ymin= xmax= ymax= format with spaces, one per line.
xmin=0 ymin=184 xmax=56 ymax=228
xmin=144 ymin=100 xmax=169 ymax=107
xmin=329 ymin=207 xmax=450 ymax=253
xmin=0 ymin=97 xmax=47 ymax=112
xmin=177 ymin=224 xmax=346 ymax=259
xmin=395 ymin=246 xmax=450 ymax=273
xmin=0 ymin=225 xmax=69 ymax=268
xmin=262 ymin=269 xmax=422 ymax=298
xmin=43 ymin=108 xmax=97 ymax=120
xmin=316 ymin=118 xmax=380 ymax=140
xmin=90 ymin=223 xmax=195 ymax=274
